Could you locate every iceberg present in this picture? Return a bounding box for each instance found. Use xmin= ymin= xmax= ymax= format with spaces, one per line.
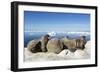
xmin=48 ymin=31 xmax=56 ymax=36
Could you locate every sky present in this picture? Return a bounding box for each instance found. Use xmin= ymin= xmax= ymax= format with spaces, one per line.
xmin=24 ymin=11 xmax=90 ymax=32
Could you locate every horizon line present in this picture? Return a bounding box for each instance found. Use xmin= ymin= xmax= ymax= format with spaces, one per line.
xmin=24 ymin=31 xmax=90 ymax=32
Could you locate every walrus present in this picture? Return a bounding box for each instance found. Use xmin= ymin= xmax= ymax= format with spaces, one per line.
xmin=76 ymin=36 xmax=86 ymax=49
xmin=27 ymin=40 xmax=42 ymax=53
xmin=27 ymin=34 xmax=49 ymax=53
xmin=62 ymin=36 xmax=86 ymax=52
xmin=40 ymin=34 xmax=50 ymax=52
xmin=46 ymin=38 xmax=63 ymax=54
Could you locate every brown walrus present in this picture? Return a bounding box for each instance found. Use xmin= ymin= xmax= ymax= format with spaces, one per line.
xmin=27 ymin=34 xmax=49 ymax=53
xmin=62 ymin=36 xmax=86 ymax=52
xmin=40 ymin=34 xmax=50 ymax=52
xmin=27 ymin=40 xmax=42 ymax=53
xmin=46 ymin=38 xmax=63 ymax=54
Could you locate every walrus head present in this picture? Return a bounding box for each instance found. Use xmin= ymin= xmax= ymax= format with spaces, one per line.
xmin=30 ymin=41 xmax=42 ymax=53
xmin=41 ymin=34 xmax=50 ymax=52
xmin=76 ymin=36 xmax=86 ymax=50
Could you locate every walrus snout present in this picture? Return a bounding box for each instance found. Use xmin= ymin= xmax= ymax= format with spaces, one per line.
xmin=30 ymin=47 xmax=37 ymax=53
xmin=76 ymin=41 xmax=86 ymax=50
xmin=80 ymin=45 xmax=85 ymax=49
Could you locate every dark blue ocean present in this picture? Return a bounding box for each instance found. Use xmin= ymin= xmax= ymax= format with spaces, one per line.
xmin=24 ymin=32 xmax=90 ymax=47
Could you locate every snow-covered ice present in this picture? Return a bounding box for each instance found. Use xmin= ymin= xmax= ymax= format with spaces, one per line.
xmin=24 ymin=41 xmax=91 ymax=62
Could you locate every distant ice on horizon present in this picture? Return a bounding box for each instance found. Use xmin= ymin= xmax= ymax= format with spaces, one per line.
xmin=24 ymin=31 xmax=90 ymax=36
xmin=47 ymin=31 xmax=56 ymax=36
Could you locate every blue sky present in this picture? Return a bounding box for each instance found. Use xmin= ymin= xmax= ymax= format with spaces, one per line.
xmin=24 ymin=11 xmax=90 ymax=32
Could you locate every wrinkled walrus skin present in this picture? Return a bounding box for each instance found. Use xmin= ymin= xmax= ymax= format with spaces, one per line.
xmin=62 ymin=36 xmax=86 ymax=52
xmin=40 ymin=34 xmax=49 ymax=52
xmin=27 ymin=34 xmax=49 ymax=53
xmin=27 ymin=40 xmax=42 ymax=53
xmin=46 ymin=38 xmax=64 ymax=54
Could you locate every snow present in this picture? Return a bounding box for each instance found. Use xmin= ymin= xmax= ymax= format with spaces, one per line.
xmin=24 ymin=41 xmax=91 ymax=62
